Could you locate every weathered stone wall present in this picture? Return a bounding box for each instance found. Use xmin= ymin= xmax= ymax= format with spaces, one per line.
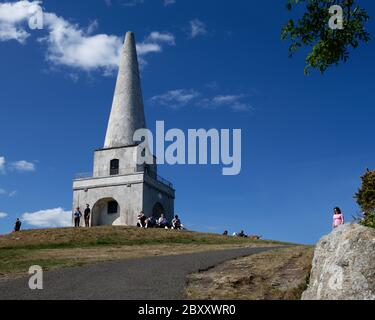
xmin=73 ymin=177 xmax=144 ymax=226
xmin=93 ymin=146 xmax=157 ymax=178
xmin=73 ymin=173 xmax=175 ymax=227
xmin=93 ymin=147 xmax=139 ymax=177
xmin=143 ymin=182 xmax=175 ymax=223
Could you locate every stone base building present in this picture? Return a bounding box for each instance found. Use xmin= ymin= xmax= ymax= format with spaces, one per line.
xmin=72 ymin=32 xmax=175 ymax=226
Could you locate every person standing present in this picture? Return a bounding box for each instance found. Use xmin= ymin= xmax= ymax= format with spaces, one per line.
xmin=333 ymin=207 xmax=345 ymax=228
xmin=74 ymin=207 xmax=82 ymax=228
xmin=84 ymin=204 xmax=91 ymax=228
xmin=14 ymin=218 xmax=22 ymax=232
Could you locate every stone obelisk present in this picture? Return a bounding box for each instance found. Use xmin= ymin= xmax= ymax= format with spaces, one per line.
xmin=104 ymin=32 xmax=146 ymax=148
xmin=73 ymin=32 xmax=175 ymax=228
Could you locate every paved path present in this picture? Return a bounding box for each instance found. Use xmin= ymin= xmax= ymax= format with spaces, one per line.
xmin=0 ymin=247 xmax=282 ymax=300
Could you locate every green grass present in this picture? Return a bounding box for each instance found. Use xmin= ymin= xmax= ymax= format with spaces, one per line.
xmin=0 ymin=226 xmax=289 ymax=251
xmin=0 ymin=226 xmax=292 ymax=279
xmin=0 ymin=249 xmax=82 ymax=275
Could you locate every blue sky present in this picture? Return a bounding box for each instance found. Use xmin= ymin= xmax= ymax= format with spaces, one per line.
xmin=0 ymin=0 xmax=374 ymax=244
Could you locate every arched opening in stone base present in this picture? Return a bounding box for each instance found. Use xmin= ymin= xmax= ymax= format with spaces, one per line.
xmin=152 ymin=202 xmax=164 ymax=219
xmin=91 ymin=198 xmax=121 ymax=226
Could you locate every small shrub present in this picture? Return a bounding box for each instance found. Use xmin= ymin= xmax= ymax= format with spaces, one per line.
xmin=355 ymin=169 xmax=375 ymax=229
xmin=359 ymin=211 xmax=375 ymax=229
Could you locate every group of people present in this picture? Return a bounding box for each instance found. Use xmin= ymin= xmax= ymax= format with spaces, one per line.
xmin=72 ymin=205 xmax=184 ymax=230
xmin=11 ymin=206 xmax=345 ymax=233
xmin=73 ymin=204 xmax=91 ymax=228
xmin=230 ymin=230 xmax=251 ymax=238
xmin=220 ymin=207 xmax=346 ymax=239
xmin=137 ymin=211 xmax=183 ymax=230
xmin=223 ymin=229 xmax=261 ymax=239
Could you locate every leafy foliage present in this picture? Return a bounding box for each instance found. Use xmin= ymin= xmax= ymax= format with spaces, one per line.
xmin=355 ymin=169 xmax=375 ymax=228
xmin=360 ymin=211 xmax=375 ymax=229
xmin=281 ymin=0 xmax=370 ymax=74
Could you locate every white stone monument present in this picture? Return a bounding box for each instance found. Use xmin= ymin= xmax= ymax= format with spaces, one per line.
xmin=72 ymin=32 xmax=175 ymax=227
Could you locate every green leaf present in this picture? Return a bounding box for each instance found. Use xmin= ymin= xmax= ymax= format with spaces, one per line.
xmin=281 ymin=0 xmax=371 ymax=75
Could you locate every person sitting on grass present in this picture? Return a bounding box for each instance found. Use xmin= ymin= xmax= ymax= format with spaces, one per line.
xmin=238 ymin=230 xmax=247 ymax=238
xmin=158 ymin=213 xmax=169 ymax=229
xmin=145 ymin=215 xmax=157 ymax=228
xmin=172 ymin=215 xmax=182 ymax=230
xmin=137 ymin=211 xmax=147 ymax=228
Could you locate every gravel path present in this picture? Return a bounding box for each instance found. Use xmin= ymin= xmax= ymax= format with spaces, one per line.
xmin=0 ymin=246 xmax=281 ymax=300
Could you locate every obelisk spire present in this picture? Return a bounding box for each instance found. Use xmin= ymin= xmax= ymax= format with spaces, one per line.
xmin=104 ymin=32 xmax=146 ymax=148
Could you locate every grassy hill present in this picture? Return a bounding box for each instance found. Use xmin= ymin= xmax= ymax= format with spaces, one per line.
xmin=0 ymin=226 xmax=289 ymax=281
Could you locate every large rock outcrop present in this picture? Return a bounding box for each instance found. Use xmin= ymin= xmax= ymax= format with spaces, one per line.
xmin=302 ymin=224 xmax=375 ymax=300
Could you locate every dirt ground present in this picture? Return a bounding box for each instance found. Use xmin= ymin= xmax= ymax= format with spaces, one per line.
xmin=186 ymin=246 xmax=314 ymax=300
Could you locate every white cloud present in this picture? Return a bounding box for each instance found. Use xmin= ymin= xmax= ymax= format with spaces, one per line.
xmin=201 ymin=95 xmax=252 ymax=112
xmin=8 ymin=190 xmax=18 ymax=198
xmin=211 ymin=95 xmax=244 ymax=105
xmin=0 ymin=1 xmax=175 ymax=73
xmin=0 ymin=212 xmax=8 ymax=219
xmin=189 ymin=19 xmax=207 ymax=39
xmin=0 ymin=1 xmax=120 ymax=72
xmin=0 ymin=188 xmax=17 ymax=197
xmin=150 ymin=89 xmax=252 ymax=112
xmin=40 ymin=12 xmax=122 ymax=73
xmin=134 ymin=32 xmax=175 ymax=67
xmin=146 ymin=31 xmax=175 ymax=46
xmin=0 ymin=156 xmax=5 ymax=174
xmin=86 ymin=20 xmax=99 ymax=35
xmin=10 ymin=160 xmax=36 ymax=172
xmin=122 ymin=0 xmax=145 ymax=7
xmin=150 ymin=89 xmax=200 ymax=108
xmin=105 ymin=0 xmax=174 ymax=7
xmin=230 ymin=102 xmax=252 ymax=112
xmin=136 ymin=31 xmax=175 ymax=58
xmin=164 ymin=0 xmax=175 ymax=6
xmin=0 ymin=0 xmax=41 ymax=43
xmin=22 ymin=207 xmax=72 ymax=228
xmin=205 ymin=81 xmax=219 ymax=90
xmin=0 ymin=156 xmax=37 ymax=174
xmin=136 ymin=42 xmax=161 ymax=55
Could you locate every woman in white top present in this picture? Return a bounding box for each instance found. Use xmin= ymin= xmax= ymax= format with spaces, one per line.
xmin=158 ymin=213 xmax=168 ymax=228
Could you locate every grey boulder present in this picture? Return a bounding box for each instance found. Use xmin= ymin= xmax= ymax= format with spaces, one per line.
xmin=302 ymin=223 xmax=375 ymax=300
